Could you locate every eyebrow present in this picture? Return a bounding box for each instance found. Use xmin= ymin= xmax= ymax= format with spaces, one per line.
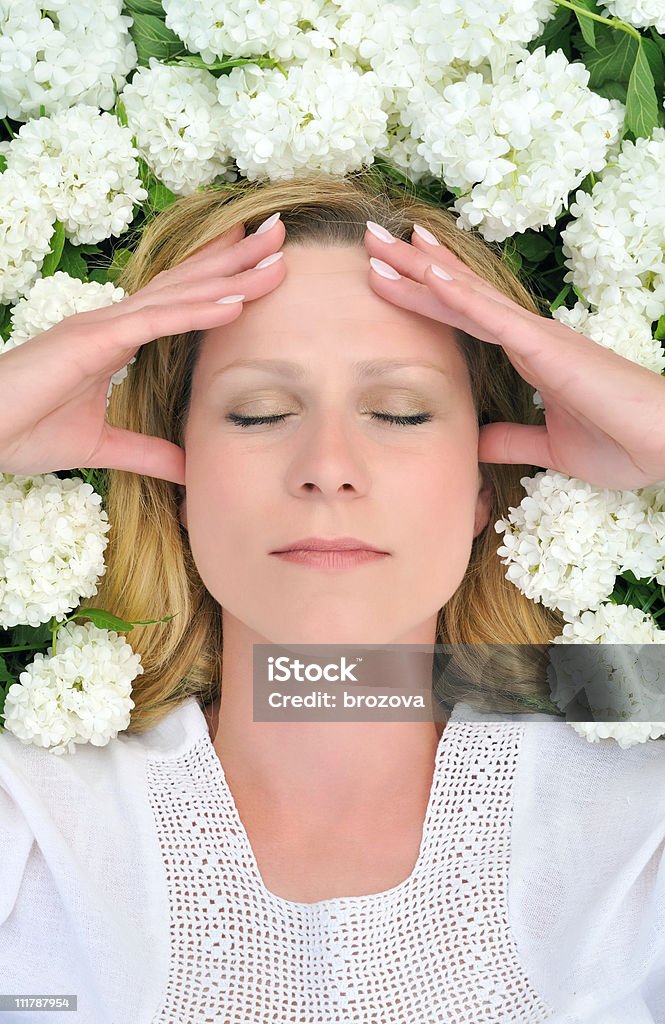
xmin=209 ymin=358 xmax=452 ymax=382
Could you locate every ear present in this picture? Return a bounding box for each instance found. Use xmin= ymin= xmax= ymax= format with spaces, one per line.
xmin=473 ymin=466 xmax=493 ymax=538
xmin=177 ymin=483 xmax=188 ymax=531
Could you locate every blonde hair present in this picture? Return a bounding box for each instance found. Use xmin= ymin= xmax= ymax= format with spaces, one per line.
xmin=79 ymin=170 xmax=566 ymax=733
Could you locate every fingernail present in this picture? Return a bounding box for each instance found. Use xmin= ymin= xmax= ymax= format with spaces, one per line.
xmin=253 ymin=252 xmax=284 ymax=269
xmin=369 ymin=257 xmax=401 ymax=280
xmin=366 ymin=220 xmax=397 ymax=243
xmin=255 ymin=212 xmax=281 ymax=235
xmin=217 ymin=293 xmax=246 ymax=304
xmin=413 ymin=223 xmax=440 ymax=245
xmin=430 ymin=264 xmax=454 ymax=281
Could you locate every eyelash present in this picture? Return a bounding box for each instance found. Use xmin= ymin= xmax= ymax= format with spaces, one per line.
xmin=226 ymin=411 xmax=433 ymax=428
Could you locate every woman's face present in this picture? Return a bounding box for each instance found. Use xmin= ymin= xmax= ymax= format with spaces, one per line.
xmin=179 ymin=243 xmax=493 ymax=646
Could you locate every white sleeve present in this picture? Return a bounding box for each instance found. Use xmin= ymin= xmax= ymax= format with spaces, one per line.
xmin=507 ymin=719 xmax=665 ymax=1023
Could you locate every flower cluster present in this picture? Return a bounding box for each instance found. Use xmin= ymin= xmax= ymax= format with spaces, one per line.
xmin=560 ymin=128 xmax=665 ymax=323
xmin=494 ymin=472 xmax=665 ymax=620
xmin=0 ymin=0 xmax=137 ymax=121
xmin=1 ymin=621 xmax=140 ymax=756
xmin=0 ymin=473 xmax=111 ymax=629
xmin=0 ymin=271 xmax=132 ymax=403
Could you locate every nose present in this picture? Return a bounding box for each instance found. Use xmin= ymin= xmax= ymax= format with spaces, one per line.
xmin=283 ymin=411 xmax=372 ymax=498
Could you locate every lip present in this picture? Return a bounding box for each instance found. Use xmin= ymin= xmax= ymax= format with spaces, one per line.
xmin=271 ymin=549 xmax=389 ymax=569
xmin=270 ymin=536 xmax=389 ymax=554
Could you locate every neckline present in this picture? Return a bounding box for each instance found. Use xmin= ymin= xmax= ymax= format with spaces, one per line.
xmin=194 ymin=708 xmax=454 ymax=912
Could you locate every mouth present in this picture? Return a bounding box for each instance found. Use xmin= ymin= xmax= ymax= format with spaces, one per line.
xmin=270 ymin=536 xmax=389 ymax=554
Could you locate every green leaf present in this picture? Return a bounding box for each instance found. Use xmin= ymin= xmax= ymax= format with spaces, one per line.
xmin=527 ymin=6 xmax=573 ymax=58
xmin=0 ymin=656 xmax=14 ymax=685
xmin=123 ymin=0 xmax=165 ymax=14
xmin=654 ymin=313 xmax=665 ymax=341
xmin=572 ymin=0 xmax=600 ymax=50
xmin=129 ymin=12 xmax=187 ymax=65
xmin=165 ymin=54 xmax=274 ymax=73
xmin=58 ymin=241 xmax=89 ymax=282
xmin=0 ymin=153 xmax=7 ymax=173
xmin=625 ymin=43 xmax=660 ymax=140
xmin=88 ymin=269 xmax=112 ymax=285
xmin=592 ymin=80 xmax=628 ymax=103
xmin=641 ymin=37 xmax=665 ymax=101
xmin=500 ymin=242 xmax=522 ymax=275
xmin=71 ymin=608 xmax=138 ymax=632
xmin=549 ymin=282 xmax=572 ymax=313
xmin=148 ymin=178 xmax=177 ymax=211
xmin=0 ymin=303 xmax=12 ymax=342
xmin=72 ymin=608 xmax=177 ymax=631
xmin=40 ymin=220 xmax=66 ymax=277
xmin=106 ymin=247 xmax=133 ymax=282
xmin=586 ymin=29 xmax=637 ymax=90
xmin=512 ymin=231 xmax=553 ymax=262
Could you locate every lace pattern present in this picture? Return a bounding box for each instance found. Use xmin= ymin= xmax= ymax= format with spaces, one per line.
xmin=146 ymin=721 xmax=554 ymax=1023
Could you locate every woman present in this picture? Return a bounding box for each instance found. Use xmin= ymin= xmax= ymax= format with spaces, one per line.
xmin=1 ymin=172 xmax=664 ymax=1023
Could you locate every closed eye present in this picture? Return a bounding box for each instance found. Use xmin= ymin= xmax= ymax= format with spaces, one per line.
xmin=226 ymin=412 xmax=433 ymax=428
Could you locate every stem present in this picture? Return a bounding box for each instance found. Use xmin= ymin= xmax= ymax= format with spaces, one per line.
xmin=0 ymin=643 xmax=49 ymax=654
xmin=2 ymin=118 xmax=15 ymax=139
xmin=550 ymin=0 xmax=642 ymax=40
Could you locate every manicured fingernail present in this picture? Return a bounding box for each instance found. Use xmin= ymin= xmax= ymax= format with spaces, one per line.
xmin=369 ymin=257 xmax=401 ymax=280
xmin=430 ymin=263 xmax=454 ymax=281
xmin=217 ymin=293 xmax=246 ymax=304
xmin=255 ymin=212 xmax=281 ymax=234
xmin=413 ymin=223 xmax=440 ymax=245
xmin=366 ymin=220 xmax=397 ymax=243
xmin=253 ymin=252 xmax=284 ymax=269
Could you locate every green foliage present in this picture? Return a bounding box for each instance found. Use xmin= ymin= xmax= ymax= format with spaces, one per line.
xmin=40 ymin=220 xmax=66 ymax=278
xmin=128 ymin=11 xmax=188 ymax=65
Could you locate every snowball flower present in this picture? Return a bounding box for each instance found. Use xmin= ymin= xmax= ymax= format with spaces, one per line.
xmin=0 ymin=473 xmax=111 ymax=629
xmin=0 ymin=168 xmax=55 ymax=306
xmin=600 ymin=0 xmax=665 ymax=33
xmin=1 ymin=271 xmax=132 ymax=403
xmin=494 ymin=470 xmax=649 ymax=619
xmin=410 ymin=0 xmax=558 ymax=71
xmin=0 ymin=0 xmax=137 ymax=121
xmin=560 ymin=128 xmax=665 ymax=321
xmin=548 ymin=603 xmax=665 ymax=748
xmin=413 ymin=46 xmax=624 ymax=241
xmin=1 ymin=621 xmax=140 ymax=756
xmin=162 ymin=0 xmax=335 ymax=64
xmin=4 ymin=105 xmax=149 ymax=245
xmin=120 ymin=58 xmax=234 ymax=196
xmin=216 ymin=57 xmax=389 ymax=181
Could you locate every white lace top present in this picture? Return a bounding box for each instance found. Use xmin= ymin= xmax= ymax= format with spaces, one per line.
xmin=1 ymin=696 xmax=664 ymax=1024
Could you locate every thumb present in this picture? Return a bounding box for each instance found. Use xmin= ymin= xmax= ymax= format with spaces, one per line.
xmin=89 ymin=425 xmax=186 ymax=485
xmin=478 ymin=422 xmax=551 ymax=471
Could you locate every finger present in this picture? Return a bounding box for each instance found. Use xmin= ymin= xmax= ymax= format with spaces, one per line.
xmin=364 ymin=225 xmax=524 ymax=313
xmin=89 ymin=424 xmax=187 ymax=485
xmin=477 ymin=421 xmax=553 ymax=469
xmin=128 ymin=250 xmax=286 ymax=310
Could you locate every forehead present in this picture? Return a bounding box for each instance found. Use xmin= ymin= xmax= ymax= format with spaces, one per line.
xmin=195 ymin=243 xmax=465 ymax=378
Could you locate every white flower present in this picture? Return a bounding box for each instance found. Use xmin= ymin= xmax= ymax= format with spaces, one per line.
xmin=0 ymin=168 xmax=55 ymax=306
xmin=0 ymin=473 xmax=111 ymax=629
xmin=1 ymin=621 xmax=140 ymax=756
xmin=1 ymin=271 xmax=132 ymax=404
xmin=600 ymin=0 xmax=665 ymax=33
xmin=120 ymin=58 xmax=235 ymax=196
xmin=410 ymin=0 xmax=558 ymax=70
xmin=548 ymin=604 xmax=665 ymax=748
xmin=216 ymin=57 xmax=388 ymax=181
xmin=494 ymin=470 xmax=649 ymax=619
xmin=560 ymin=128 xmax=665 ymax=321
xmin=4 ymin=105 xmax=149 ymax=245
xmin=412 ymin=46 xmax=624 ymax=241
xmin=162 ymin=0 xmax=334 ymax=64
xmin=0 ymin=0 xmax=137 ymax=121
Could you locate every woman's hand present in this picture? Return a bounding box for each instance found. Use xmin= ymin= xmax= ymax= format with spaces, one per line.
xmin=0 ymin=216 xmax=286 ymax=486
xmin=364 ymin=222 xmax=665 ymax=490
